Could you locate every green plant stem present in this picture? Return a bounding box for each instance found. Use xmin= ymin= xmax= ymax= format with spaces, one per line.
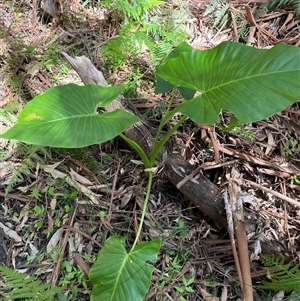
xmin=149 ymin=115 xmax=187 ymax=165
xmin=153 ymin=88 xmax=176 ymax=148
xmin=130 ymin=171 xmax=153 ymax=251
xmin=119 ymin=133 xmax=150 ymax=167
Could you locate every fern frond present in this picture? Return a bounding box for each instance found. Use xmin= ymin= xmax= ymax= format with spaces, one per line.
xmin=269 ymin=0 xmax=300 ymax=17
xmin=259 ymin=254 xmax=300 ymax=293
xmin=0 ymin=266 xmax=62 ymax=301
xmin=103 ymin=0 xmax=164 ymax=22
xmin=204 ymin=0 xmax=230 ymax=28
xmin=288 ymin=292 xmax=300 ymax=301
xmin=213 ymin=2 xmax=229 ymax=27
xmin=4 ymin=144 xmax=51 ymax=194
xmin=204 ymin=0 xmax=221 ymax=16
xmin=101 ymin=1 xmax=188 ymax=70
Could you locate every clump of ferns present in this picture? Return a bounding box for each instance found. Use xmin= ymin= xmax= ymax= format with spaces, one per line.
xmin=269 ymin=0 xmax=300 ymax=17
xmin=0 ymin=265 xmax=63 ymax=301
xmin=100 ymin=0 xmax=189 ymax=73
xmin=5 ymin=144 xmax=51 ymax=194
xmin=258 ymin=254 xmax=300 ymax=296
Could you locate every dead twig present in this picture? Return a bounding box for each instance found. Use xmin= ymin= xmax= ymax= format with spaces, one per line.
xmin=62 ymin=225 xmax=102 ymax=248
xmin=245 ymin=179 xmax=300 ymax=208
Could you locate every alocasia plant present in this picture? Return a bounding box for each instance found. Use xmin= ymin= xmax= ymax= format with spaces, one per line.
xmin=1 ymin=41 xmax=299 ymax=301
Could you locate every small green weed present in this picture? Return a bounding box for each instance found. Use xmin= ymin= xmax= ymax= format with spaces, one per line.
xmin=231 ymin=125 xmax=255 ymax=142
xmin=269 ymin=0 xmax=300 ymax=17
xmin=175 ymin=275 xmax=195 ymax=301
xmin=0 ymin=266 xmax=63 ymax=301
xmin=100 ymin=0 xmax=189 ymax=77
xmin=3 ymin=144 xmax=51 ymax=194
xmin=284 ymin=139 xmax=298 ymax=157
xmin=204 ymin=0 xmax=230 ymax=28
xmin=290 ymin=175 xmax=300 ymax=185
xmin=59 ymin=260 xmax=91 ymax=300
xmin=38 ymin=43 xmax=61 ymax=72
xmin=29 ymin=187 xmax=42 ymax=200
xmin=172 ymin=218 xmax=189 ymax=237
xmin=258 ymin=254 xmax=300 ymax=293
xmin=158 ymin=254 xmax=183 ymax=289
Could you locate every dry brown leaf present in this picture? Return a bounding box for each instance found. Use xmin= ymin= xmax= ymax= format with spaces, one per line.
xmin=0 ymin=221 xmax=22 ymax=242
xmin=47 ymin=227 xmax=63 ymax=256
xmin=69 ymin=167 xmax=94 ymax=186
xmin=120 ymin=189 xmax=133 ymax=208
xmin=199 ymin=287 xmax=219 ymax=301
xmin=40 ymin=0 xmax=62 ymax=17
xmin=40 ymin=163 xmax=101 ymax=205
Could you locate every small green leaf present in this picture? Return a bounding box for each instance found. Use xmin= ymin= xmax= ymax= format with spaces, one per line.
xmin=186 ymin=286 xmax=194 ymax=293
xmin=0 ymin=84 xmax=140 ymax=148
xmin=186 ymin=276 xmax=195 ymax=286
xmin=182 ymin=275 xmax=188 ymax=287
xmin=175 ymin=286 xmax=184 ymax=293
xmin=89 ymin=235 xmax=161 ymax=301
xmin=156 ymin=42 xmax=300 ymax=125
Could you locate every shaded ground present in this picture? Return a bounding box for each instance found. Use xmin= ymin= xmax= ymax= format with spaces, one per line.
xmin=0 ymin=0 xmax=300 ymax=300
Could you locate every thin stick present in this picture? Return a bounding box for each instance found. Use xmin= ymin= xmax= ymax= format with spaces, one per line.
xmin=245 ymin=180 xmax=300 ymax=208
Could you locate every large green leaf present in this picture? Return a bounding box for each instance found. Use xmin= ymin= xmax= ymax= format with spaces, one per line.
xmin=156 ymin=41 xmax=196 ymax=99
xmin=0 ymin=84 xmax=140 ymax=148
xmin=156 ymin=42 xmax=300 ymax=125
xmin=89 ymin=236 xmax=161 ymax=301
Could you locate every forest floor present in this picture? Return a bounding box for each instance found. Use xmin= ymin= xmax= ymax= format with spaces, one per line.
xmin=0 ymin=0 xmax=300 ymax=300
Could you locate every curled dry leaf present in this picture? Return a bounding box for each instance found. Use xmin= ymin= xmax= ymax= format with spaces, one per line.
xmin=120 ymin=189 xmax=133 ymax=208
xmin=69 ymin=167 xmax=94 ymax=186
xmin=0 ymin=221 xmax=22 ymax=242
xmin=46 ymin=227 xmax=63 ymax=255
xmin=40 ymin=163 xmax=101 ymax=205
xmin=199 ymin=287 xmax=219 ymax=301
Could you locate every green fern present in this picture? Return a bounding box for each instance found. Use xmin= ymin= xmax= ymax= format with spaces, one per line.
xmin=101 ymin=2 xmax=189 ymax=71
xmin=287 ymin=292 xmax=300 ymax=301
xmin=102 ymin=0 xmax=163 ymax=23
xmin=269 ymin=0 xmax=300 ymax=17
xmin=0 ymin=266 xmax=63 ymax=301
xmin=4 ymin=144 xmax=51 ymax=194
xmin=204 ymin=0 xmax=230 ymax=28
xmin=258 ymin=254 xmax=300 ymax=293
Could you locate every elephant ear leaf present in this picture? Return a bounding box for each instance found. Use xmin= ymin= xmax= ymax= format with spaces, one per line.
xmin=155 ymin=41 xmax=196 ymax=100
xmin=89 ymin=236 xmax=161 ymax=301
xmin=0 ymin=84 xmax=140 ymax=148
xmin=156 ymin=42 xmax=300 ymax=125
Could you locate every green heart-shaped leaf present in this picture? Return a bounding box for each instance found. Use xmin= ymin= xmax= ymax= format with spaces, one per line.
xmin=156 ymin=42 xmax=300 ymax=125
xmin=89 ymin=236 xmax=161 ymax=301
xmin=0 ymin=84 xmax=140 ymax=148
